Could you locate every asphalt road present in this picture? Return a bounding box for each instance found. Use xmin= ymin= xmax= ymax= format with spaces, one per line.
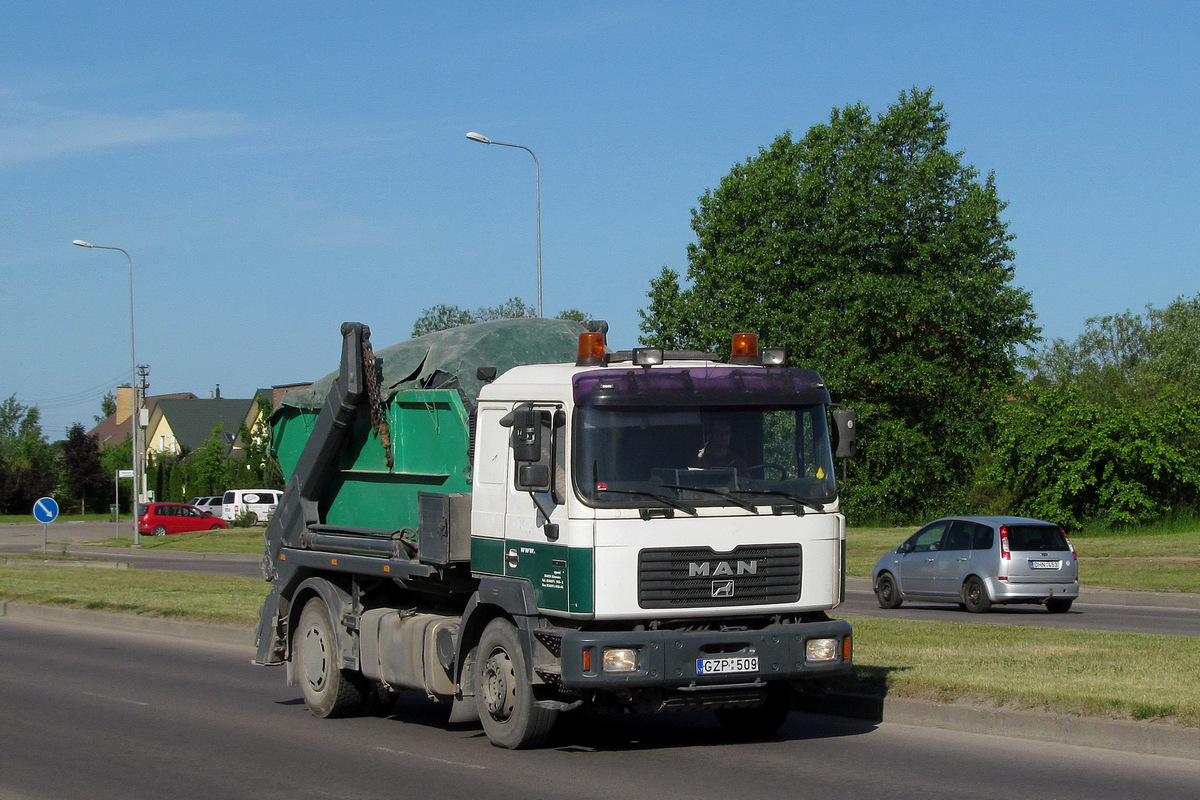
xmin=2 ymin=616 xmax=1198 ymax=800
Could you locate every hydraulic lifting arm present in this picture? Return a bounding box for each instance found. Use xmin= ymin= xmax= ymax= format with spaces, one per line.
xmin=253 ymin=322 xmax=370 ymax=665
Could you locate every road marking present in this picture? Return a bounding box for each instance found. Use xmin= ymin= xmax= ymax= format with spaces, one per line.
xmin=80 ymin=691 xmax=149 ymax=706
xmin=374 ymin=746 xmax=486 ymax=769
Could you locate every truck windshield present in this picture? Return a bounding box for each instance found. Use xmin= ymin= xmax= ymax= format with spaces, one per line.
xmin=573 ymin=404 xmax=838 ymax=511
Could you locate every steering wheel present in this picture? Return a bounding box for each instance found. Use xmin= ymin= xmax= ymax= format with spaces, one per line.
xmin=747 ymin=463 xmax=788 ymax=480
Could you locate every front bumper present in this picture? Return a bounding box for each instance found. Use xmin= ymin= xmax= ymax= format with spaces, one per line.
xmin=556 ymin=617 xmax=851 ymax=689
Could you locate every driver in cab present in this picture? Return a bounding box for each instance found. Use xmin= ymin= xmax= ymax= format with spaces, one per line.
xmin=689 ymin=419 xmax=749 ymax=476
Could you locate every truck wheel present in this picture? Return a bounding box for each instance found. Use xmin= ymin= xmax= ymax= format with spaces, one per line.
xmin=296 ymin=597 xmax=364 ymax=718
xmin=715 ymin=683 xmax=792 ymax=739
xmin=474 ymin=618 xmax=557 ymax=749
xmin=962 ymin=576 xmax=992 ymax=613
xmin=875 ymin=572 xmax=902 ymax=609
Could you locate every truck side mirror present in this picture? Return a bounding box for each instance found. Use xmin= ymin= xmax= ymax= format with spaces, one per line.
xmin=503 ymin=406 xmax=542 ymax=462
xmin=517 ymin=464 xmax=552 ymax=492
xmin=832 ymin=408 xmax=857 ymax=459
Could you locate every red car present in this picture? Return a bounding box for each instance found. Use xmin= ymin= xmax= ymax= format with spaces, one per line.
xmin=137 ymin=502 xmax=229 ymax=536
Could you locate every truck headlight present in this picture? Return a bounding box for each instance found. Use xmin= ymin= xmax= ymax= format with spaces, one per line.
xmin=805 ymin=638 xmax=839 ymax=663
xmin=602 ymin=648 xmax=639 ymax=672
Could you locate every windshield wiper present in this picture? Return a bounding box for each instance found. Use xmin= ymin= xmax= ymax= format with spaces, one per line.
xmin=596 ymin=488 xmax=698 ymax=516
xmin=661 ymin=485 xmax=758 ymax=514
xmin=731 ymin=489 xmax=825 ymax=513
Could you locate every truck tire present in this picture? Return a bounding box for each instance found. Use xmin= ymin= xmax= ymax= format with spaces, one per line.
xmin=714 ymin=682 xmax=792 ymax=739
xmin=296 ymin=597 xmax=365 ymax=718
xmin=474 ymin=618 xmax=558 ymax=749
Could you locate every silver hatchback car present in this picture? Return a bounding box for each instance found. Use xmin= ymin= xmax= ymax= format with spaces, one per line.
xmin=872 ymin=515 xmax=1079 ymax=613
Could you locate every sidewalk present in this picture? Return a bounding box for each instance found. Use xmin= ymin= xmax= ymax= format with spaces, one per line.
xmin=2 ymin=598 xmax=1197 ymax=762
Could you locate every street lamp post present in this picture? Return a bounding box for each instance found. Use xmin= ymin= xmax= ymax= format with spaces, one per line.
xmin=73 ymin=239 xmax=141 ymax=546
xmin=465 ymin=131 xmax=542 ymax=318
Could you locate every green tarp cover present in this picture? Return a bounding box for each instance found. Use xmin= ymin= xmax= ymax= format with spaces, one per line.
xmin=279 ymin=317 xmax=586 ymax=411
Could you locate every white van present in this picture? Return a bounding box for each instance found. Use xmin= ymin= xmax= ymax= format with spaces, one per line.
xmin=221 ymin=489 xmax=282 ymax=525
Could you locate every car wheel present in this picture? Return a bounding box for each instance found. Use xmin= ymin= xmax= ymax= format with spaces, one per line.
xmin=714 ymin=682 xmax=792 ymax=739
xmin=209 ymin=524 xmax=222 ymax=530
xmin=248 ymin=512 xmax=260 ymax=526
xmin=875 ymin=572 xmax=902 ymax=609
xmin=962 ymin=576 xmax=992 ymax=613
xmin=1045 ymin=598 xmax=1073 ymax=614
xmin=295 ymin=597 xmax=365 ymax=718
xmin=474 ymin=617 xmax=558 ymax=749
xmin=151 ymin=525 xmax=167 ymax=537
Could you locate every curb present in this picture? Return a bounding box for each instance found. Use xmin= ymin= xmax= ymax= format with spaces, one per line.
xmin=2 ymin=601 xmax=1197 ymax=761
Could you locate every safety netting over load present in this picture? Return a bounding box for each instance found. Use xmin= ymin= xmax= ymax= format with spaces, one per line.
xmin=278 ymin=317 xmax=587 ymax=412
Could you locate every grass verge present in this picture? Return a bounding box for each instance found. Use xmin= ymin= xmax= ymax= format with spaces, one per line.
xmin=89 ymin=529 xmax=264 ymax=554
xmin=839 ymin=615 xmax=1200 ymax=727
xmin=0 ymin=562 xmax=263 ymax=625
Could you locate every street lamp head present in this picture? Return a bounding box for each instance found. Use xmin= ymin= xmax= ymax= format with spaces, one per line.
xmin=72 ymin=240 xmax=94 ymax=248
xmin=465 ymin=131 xmax=492 ymax=144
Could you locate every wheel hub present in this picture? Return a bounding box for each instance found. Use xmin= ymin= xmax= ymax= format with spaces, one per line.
xmin=481 ymin=650 xmax=516 ymax=721
xmin=301 ymin=626 xmax=328 ymax=691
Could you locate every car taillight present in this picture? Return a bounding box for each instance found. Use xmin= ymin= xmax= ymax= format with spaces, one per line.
xmin=1063 ymin=527 xmax=1077 ymax=560
xmin=999 ymin=525 xmax=1011 ymax=560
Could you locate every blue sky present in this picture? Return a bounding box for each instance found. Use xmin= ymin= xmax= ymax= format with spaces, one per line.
xmin=3 ymin=1 xmax=1197 ymax=439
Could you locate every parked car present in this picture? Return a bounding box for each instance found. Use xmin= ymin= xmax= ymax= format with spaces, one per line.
xmin=190 ymin=496 xmax=224 ymax=516
xmin=221 ymin=489 xmax=282 ymax=525
xmin=872 ymin=515 xmax=1078 ymax=613
xmin=138 ymin=502 xmax=229 ymax=536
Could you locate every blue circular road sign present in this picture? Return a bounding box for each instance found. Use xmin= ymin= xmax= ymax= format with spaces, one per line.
xmin=33 ymin=496 xmax=60 ymax=524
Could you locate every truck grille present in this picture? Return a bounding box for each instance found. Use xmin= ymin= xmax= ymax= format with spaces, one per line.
xmin=638 ymin=544 xmax=802 ymax=608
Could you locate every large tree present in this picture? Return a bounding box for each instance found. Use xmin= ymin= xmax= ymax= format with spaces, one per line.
xmin=0 ymin=395 xmax=57 ymax=513
xmin=1027 ymin=293 xmax=1200 ymax=403
xmin=987 ymin=292 xmax=1200 ymax=526
xmin=61 ymin=423 xmax=111 ymax=514
xmin=640 ymin=89 xmax=1038 ymax=521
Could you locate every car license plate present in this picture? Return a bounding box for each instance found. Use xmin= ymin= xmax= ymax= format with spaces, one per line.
xmin=697 ymin=656 xmax=758 ymax=676
xmin=1030 ymin=560 xmax=1061 ymax=569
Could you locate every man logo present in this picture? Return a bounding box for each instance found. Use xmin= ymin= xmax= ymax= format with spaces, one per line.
xmin=712 ymin=580 xmax=735 ymax=598
xmin=689 ymin=560 xmax=759 ymax=577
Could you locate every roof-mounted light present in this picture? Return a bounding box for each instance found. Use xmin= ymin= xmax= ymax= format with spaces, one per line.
xmin=761 ymin=347 xmax=786 ymax=366
xmin=577 ymin=331 xmax=607 ymax=366
xmin=730 ymin=332 xmax=759 ymax=364
xmin=632 ymin=347 xmax=663 ymax=367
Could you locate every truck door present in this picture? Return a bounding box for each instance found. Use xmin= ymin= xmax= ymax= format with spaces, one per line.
xmin=502 ymin=405 xmax=570 ymax=613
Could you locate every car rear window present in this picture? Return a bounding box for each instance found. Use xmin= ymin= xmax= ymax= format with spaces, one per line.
xmin=1006 ymin=525 xmax=1069 ymax=552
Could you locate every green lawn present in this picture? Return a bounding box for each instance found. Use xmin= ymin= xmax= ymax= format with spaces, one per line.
xmin=90 ymin=528 xmax=265 ymax=554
